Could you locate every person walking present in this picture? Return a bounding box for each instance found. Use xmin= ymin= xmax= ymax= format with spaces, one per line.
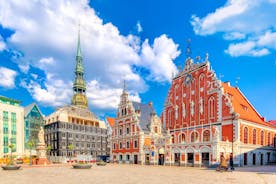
xmin=229 ymin=153 xmax=234 ymax=171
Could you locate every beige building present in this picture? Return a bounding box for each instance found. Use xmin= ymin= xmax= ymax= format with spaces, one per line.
xmin=0 ymin=96 xmax=25 ymax=158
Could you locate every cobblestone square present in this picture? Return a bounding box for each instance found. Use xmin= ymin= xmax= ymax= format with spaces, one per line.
xmin=1 ymin=164 xmax=276 ymax=184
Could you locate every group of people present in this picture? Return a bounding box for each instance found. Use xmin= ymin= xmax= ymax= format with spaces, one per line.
xmin=217 ymin=153 xmax=234 ymax=171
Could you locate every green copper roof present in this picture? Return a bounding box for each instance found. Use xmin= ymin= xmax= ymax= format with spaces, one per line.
xmin=77 ymin=29 xmax=82 ymax=58
xmin=0 ymin=96 xmax=21 ymax=106
xmin=71 ymin=28 xmax=88 ymax=108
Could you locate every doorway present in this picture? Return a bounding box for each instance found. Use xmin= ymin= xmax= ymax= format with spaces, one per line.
xmin=267 ymin=152 xmax=270 ymax=163
xmin=174 ymin=153 xmax=180 ymax=166
xmin=261 ymin=154 xmax=263 ymax=165
xmin=145 ymin=154 xmax=150 ymax=165
xmin=158 ymin=154 xmax=164 ymax=165
xmin=187 ymin=153 xmax=194 ymax=166
xmin=134 ymin=155 xmax=138 ymax=164
xmin=201 ymin=152 xmax=210 ymax=166
xmin=252 ymin=153 xmax=256 ymax=165
xmin=244 ymin=153 xmax=247 ymax=166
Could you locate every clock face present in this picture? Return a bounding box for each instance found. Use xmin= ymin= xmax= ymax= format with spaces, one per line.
xmin=185 ymin=74 xmax=192 ymax=85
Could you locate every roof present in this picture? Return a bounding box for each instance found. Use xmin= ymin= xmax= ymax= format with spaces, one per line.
xmin=132 ymin=101 xmax=155 ymax=132
xmin=268 ymin=120 xmax=276 ymax=126
xmin=0 ymin=95 xmax=21 ymax=106
xmin=106 ymin=117 xmax=115 ymax=127
xmin=24 ymin=103 xmax=44 ymax=117
xmin=222 ymin=82 xmax=273 ymax=127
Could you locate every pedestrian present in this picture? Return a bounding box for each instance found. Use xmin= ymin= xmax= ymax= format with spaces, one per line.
xmin=229 ymin=153 xmax=234 ymax=171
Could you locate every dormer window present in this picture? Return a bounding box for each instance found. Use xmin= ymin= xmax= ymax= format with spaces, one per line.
xmin=241 ymin=104 xmax=248 ymax=111
xmin=154 ymin=126 xmax=158 ymax=133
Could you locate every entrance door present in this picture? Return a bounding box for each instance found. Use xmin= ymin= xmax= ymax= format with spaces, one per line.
xmin=261 ymin=154 xmax=263 ymax=165
xmin=174 ymin=153 xmax=180 ymax=166
xmin=201 ymin=152 xmax=210 ymax=166
xmin=134 ymin=155 xmax=138 ymax=164
xmin=158 ymin=154 xmax=164 ymax=165
xmin=253 ymin=153 xmax=256 ymax=165
xmin=267 ymin=152 xmax=270 ymax=163
xmin=145 ymin=154 xmax=150 ymax=165
xmin=244 ymin=153 xmax=247 ymax=166
xmin=187 ymin=153 xmax=194 ymax=166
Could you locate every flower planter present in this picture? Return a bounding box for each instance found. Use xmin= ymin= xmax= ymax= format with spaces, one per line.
xmin=96 ymin=161 xmax=107 ymax=166
xmin=72 ymin=163 xmax=92 ymax=169
xmin=2 ymin=165 xmax=21 ymax=170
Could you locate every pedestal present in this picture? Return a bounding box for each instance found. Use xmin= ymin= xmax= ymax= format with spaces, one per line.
xmin=36 ymin=143 xmax=50 ymax=165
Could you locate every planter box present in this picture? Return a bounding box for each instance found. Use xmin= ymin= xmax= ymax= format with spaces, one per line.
xmin=2 ymin=165 xmax=21 ymax=170
xmin=96 ymin=162 xmax=107 ymax=166
xmin=72 ymin=164 xmax=92 ymax=169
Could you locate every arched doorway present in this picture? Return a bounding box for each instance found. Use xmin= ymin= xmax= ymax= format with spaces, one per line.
xmin=158 ymin=148 xmax=165 ymax=165
xmin=186 ymin=147 xmax=194 ymax=167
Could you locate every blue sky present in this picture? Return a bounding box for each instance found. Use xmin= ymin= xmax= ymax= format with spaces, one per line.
xmin=0 ymin=0 xmax=275 ymax=121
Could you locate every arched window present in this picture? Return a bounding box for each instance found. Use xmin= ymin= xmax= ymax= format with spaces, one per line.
xmin=268 ymin=133 xmax=271 ymax=146
xmin=191 ymin=132 xmax=199 ymax=142
xmin=119 ymin=142 xmax=122 ymax=149
xmin=126 ymin=127 xmax=129 ymax=134
xmin=126 ymin=141 xmax=130 ymax=149
xmin=261 ymin=131 xmax=264 ymax=146
xmin=244 ymin=127 xmax=248 ymax=144
xmin=154 ymin=126 xmax=158 ymax=134
xmin=179 ymin=133 xmax=186 ymax=143
xmin=208 ymin=96 xmax=215 ymax=119
xmin=253 ymin=129 xmax=256 ymax=144
xmin=203 ymin=130 xmax=210 ymax=142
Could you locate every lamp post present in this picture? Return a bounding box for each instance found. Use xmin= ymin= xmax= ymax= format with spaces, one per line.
xmin=231 ymin=113 xmax=236 ymax=171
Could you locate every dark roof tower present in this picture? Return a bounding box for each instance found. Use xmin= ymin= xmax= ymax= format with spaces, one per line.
xmin=71 ymin=27 xmax=88 ymax=108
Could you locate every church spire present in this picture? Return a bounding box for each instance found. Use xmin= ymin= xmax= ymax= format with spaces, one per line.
xmin=71 ymin=27 xmax=88 ymax=108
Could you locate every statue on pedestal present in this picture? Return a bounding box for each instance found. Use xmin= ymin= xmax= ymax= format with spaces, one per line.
xmin=36 ymin=126 xmax=50 ymax=165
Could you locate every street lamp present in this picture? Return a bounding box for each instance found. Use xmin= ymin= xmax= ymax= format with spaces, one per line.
xmin=231 ymin=112 xmax=237 ymax=171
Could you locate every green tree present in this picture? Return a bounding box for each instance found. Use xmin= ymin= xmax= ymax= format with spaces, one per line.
xmin=8 ymin=143 xmax=15 ymax=165
xmin=28 ymin=139 xmax=34 ymax=165
xmin=67 ymin=143 xmax=74 ymax=162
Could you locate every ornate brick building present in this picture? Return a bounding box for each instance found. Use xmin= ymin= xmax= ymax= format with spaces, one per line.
xmin=111 ymin=84 xmax=170 ymax=165
xmin=162 ymin=53 xmax=276 ymax=167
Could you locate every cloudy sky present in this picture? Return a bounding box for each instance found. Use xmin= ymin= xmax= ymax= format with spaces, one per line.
xmin=0 ymin=0 xmax=275 ymax=121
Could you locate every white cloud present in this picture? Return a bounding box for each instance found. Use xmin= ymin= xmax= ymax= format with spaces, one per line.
xmin=191 ymin=0 xmax=276 ymax=57
xmin=86 ymin=80 xmax=141 ymax=110
xmin=225 ymin=41 xmax=270 ymax=57
xmin=0 ymin=67 xmax=17 ymax=88
xmin=0 ymin=0 xmax=179 ymax=111
xmin=20 ymin=74 xmax=72 ymax=107
xmin=223 ymin=32 xmax=246 ymax=40
xmin=140 ymin=34 xmax=180 ymax=82
xmin=136 ymin=21 xmax=143 ymax=33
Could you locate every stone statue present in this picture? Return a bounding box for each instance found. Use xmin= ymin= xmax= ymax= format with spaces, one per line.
xmin=182 ymin=103 xmax=186 ymax=118
xmin=190 ymin=100 xmax=194 ymax=116
xmin=38 ymin=126 xmax=45 ymax=144
xmin=199 ymin=97 xmax=203 ymax=114
xmin=213 ymin=126 xmax=219 ymax=141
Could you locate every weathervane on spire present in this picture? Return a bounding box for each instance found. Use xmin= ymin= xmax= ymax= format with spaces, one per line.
xmin=186 ymin=38 xmax=192 ymax=58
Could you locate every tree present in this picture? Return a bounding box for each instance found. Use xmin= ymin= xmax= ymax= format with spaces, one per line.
xmin=28 ymin=139 xmax=34 ymax=165
xmin=8 ymin=142 xmax=15 ymax=165
xmin=67 ymin=143 xmax=74 ymax=163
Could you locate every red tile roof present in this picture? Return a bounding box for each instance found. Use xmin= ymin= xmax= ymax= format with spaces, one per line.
xmin=106 ymin=117 xmax=115 ymax=127
xmin=222 ymin=82 xmax=273 ymax=127
xmin=268 ymin=120 xmax=276 ymax=126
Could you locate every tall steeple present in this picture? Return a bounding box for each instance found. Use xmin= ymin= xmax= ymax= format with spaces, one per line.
xmin=71 ymin=27 xmax=88 ymax=108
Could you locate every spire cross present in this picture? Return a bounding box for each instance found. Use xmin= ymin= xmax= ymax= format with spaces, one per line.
xmin=123 ymin=80 xmax=126 ymax=92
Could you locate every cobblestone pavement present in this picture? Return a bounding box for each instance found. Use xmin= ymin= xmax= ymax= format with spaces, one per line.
xmin=1 ymin=164 xmax=276 ymax=184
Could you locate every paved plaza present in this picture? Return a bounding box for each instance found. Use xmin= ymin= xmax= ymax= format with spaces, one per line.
xmin=1 ymin=164 xmax=276 ymax=184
